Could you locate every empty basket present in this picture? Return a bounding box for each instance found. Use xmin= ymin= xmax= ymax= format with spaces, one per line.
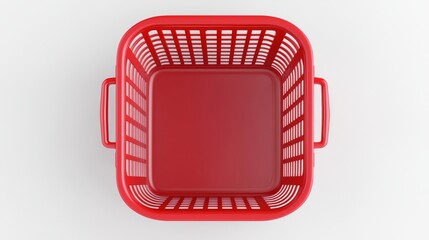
xmin=100 ymin=16 xmax=330 ymax=220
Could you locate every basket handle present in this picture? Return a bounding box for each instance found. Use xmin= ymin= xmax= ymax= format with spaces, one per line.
xmin=100 ymin=78 xmax=116 ymax=149
xmin=314 ymin=77 xmax=330 ymax=149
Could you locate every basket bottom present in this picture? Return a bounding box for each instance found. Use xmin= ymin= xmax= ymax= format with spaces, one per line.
xmin=149 ymin=68 xmax=281 ymax=196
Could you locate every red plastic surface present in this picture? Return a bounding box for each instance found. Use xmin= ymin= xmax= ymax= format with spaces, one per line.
xmin=100 ymin=78 xmax=116 ymax=149
xmin=314 ymin=77 xmax=330 ymax=149
xmin=151 ymin=69 xmax=280 ymax=195
xmin=100 ymin=15 xmax=329 ymax=220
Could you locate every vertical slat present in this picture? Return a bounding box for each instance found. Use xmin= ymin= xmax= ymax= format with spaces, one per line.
xmin=229 ymin=29 xmax=237 ymax=65
xmin=142 ymin=31 xmax=161 ymax=66
xmin=217 ymin=29 xmax=221 ymax=65
xmin=174 ymin=197 xmax=185 ymax=210
xmin=126 ymin=49 xmax=148 ymax=79
xmin=185 ymin=30 xmax=196 ymax=65
xmin=189 ymin=197 xmax=197 ymax=210
xmin=243 ymin=197 xmax=251 ymax=210
xmin=255 ymin=196 xmax=270 ymax=210
xmin=171 ymin=30 xmax=184 ymax=65
xmin=252 ymin=30 xmax=266 ymax=65
xmin=203 ymin=197 xmax=209 ymax=210
xmin=240 ymin=30 xmax=252 ymax=65
xmin=158 ymin=30 xmax=173 ymax=65
xmin=200 ymin=30 xmax=208 ymax=65
xmin=217 ymin=197 xmax=222 ymax=210
xmin=264 ymin=29 xmax=285 ymax=67
xmin=280 ymin=49 xmax=304 ymax=80
xmin=159 ymin=196 xmax=173 ymax=210
xmin=230 ymin=197 xmax=237 ymax=210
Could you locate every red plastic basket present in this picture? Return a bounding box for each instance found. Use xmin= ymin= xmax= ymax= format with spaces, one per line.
xmin=100 ymin=16 xmax=329 ymax=220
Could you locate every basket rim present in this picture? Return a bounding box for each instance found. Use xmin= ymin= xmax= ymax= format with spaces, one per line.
xmin=114 ymin=15 xmax=315 ymax=220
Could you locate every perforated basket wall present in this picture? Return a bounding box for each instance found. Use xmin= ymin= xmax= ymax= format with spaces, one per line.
xmin=108 ymin=16 xmax=319 ymax=220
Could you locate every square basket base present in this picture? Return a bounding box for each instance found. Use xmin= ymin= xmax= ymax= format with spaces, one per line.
xmin=149 ymin=68 xmax=281 ymax=196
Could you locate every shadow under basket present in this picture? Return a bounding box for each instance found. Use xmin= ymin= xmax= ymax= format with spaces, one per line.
xmin=100 ymin=16 xmax=330 ymax=220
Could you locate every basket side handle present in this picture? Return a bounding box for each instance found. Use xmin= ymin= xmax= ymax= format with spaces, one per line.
xmin=101 ymin=78 xmax=116 ymax=149
xmin=314 ymin=77 xmax=330 ymax=149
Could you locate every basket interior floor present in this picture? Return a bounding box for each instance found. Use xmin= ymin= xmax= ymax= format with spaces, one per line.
xmin=149 ymin=68 xmax=281 ymax=196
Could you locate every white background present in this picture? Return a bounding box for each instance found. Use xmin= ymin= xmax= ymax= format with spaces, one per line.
xmin=1 ymin=0 xmax=428 ymax=239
